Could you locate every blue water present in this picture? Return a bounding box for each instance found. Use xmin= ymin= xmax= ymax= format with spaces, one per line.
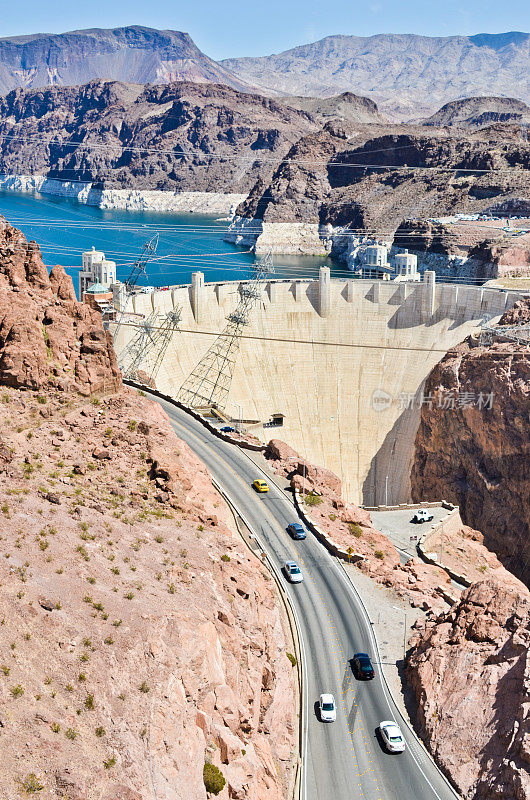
xmin=0 ymin=190 xmax=351 ymax=296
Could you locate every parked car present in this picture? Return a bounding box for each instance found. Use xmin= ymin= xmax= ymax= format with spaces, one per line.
xmin=410 ymin=509 xmax=433 ymax=523
xmin=220 ymin=425 xmax=235 ymax=433
xmin=379 ymin=720 xmax=405 ymax=753
xmin=287 ymin=522 xmax=307 ymax=540
xmin=284 ymin=561 xmax=303 ymax=583
xmin=353 ymin=652 xmax=375 ymax=680
xmin=252 ymin=479 xmax=269 ymax=493
xmin=319 ymin=693 xmax=337 ymax=722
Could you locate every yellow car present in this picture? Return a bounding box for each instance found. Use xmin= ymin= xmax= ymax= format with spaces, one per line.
xmin=252 ymin=479 xmax=269 ymax=493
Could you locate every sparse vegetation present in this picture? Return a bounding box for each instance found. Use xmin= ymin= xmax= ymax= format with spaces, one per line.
xmin=139 ymin=681 xmax=150 ymax=693
xmin=221 ymin=554 xmax=231 ymax=562
xmin=286 ymin=652 xmax=298 ymax=667
xmin=348 ymin=523 xmax=363 ymax=538
xmin=20 ymin=773 xmax=44 ymax=793
xmin=203 ymin=762 xmax=226 ymax=795
xmin=103 ymin=755 xmax=117 ymax=769
xmin=65 ymin=728 xmax=77 ymax=740
xmin=10 ymin=684 xmax=24 ymax=697
xmin=304 ymin=491 xmax=323 ymax=506
xmin=95 ymin=726 xmax=105 ymax=737
xmin=374 ymin=549 xmax=385 ymax=560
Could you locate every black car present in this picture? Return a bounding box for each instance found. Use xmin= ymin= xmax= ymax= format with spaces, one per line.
xmin=286 ymin=522 xmax=307 ymax=540
xmin=353 ymin=652 xmax=375 ymax=680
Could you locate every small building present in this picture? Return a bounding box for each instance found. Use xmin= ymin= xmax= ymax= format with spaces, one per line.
xmin=393 ymin=250 xmax=420 ymax=282
xmin=82 ymin=282 xmax=113 ymax=311
xmin=79 ymin=247 xmax=117 ymax=297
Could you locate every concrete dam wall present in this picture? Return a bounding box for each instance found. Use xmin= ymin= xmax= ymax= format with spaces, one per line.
xmin=114 ymin=271 xmax=522 ymax=505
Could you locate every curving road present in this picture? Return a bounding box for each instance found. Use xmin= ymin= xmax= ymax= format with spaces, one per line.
xmin=141 ymin=389 xmax=460 ymax=800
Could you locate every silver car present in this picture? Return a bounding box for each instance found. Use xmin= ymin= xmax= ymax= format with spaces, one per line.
xmin=284 ymin=561 xmax=303 ymax=583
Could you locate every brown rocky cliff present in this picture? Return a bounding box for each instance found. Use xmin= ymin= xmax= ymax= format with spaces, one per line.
xmin=410 ymin=299 xmax=530 ymax=584
xmin=407 ymin=579 xmax=530 ymax=799
xmin=0 ymin=218 xmax=121 ymax=394
xmin=0 ymin=222 xmax=296 ymax=798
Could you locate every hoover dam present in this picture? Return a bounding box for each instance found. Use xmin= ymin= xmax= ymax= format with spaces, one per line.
xmin=113 ymin=269 xmax=523 ymax=504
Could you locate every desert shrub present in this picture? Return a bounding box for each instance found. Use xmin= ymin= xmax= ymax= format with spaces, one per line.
xmin=304 ymin=491 xmax=322 ymax=507
xmin=374 ymin=550 xmax=385 ymax=560
xmin=220 ymin=554 xmax=231 ymax=562
xmin=10 ymin=684 xmax=24 ymax=697
xmin=348 ymin=523 xmax=363 ymax=538
xmin=286 ymin=652 xmax=297 ymax=667
xmin=20 ymin=773 xmax=44 ymax=793
xmin=203 ymin=763 xmax=225 ymax=796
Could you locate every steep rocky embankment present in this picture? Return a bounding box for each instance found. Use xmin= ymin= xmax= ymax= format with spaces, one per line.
xmin=407 ymin=580 xmax=530 ymax=800
xmin=0 ymin=219 xmax=296 ymax=798
xmin=411 ymin=298 xmax=530 ymax=584
xmin=0 ymin=80 xmax=317 ymax=197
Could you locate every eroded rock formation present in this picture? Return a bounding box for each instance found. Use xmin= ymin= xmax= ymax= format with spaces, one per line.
xmin=407 ymin=579 xmax=530 ymax=799
xmin=411 ymin=299 xmax=530 ymax=583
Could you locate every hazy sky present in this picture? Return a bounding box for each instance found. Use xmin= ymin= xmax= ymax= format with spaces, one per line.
xmin=1 ymin=0 xmax=529 ymax=59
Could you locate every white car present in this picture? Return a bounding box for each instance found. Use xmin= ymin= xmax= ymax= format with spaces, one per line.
xmin=319 ymin=693 xmax=337 ymax=722
xmin=411 ymin=509 xmax=434 ymax=523
xmin=284 ymin=561 xmax=303 ymax=583
xmin=379 ymin=720 xmax=405 ymax=753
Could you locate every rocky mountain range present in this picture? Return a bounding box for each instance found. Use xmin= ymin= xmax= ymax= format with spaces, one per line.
xmin=0 ymin=26 xmax=529 ymax=121
xmin=0 ymin=26 xmax=252 ymax=96
xmin=0 ymin=80 xmax=319 ymax=193
xmin=222 ymin=31 xmax=530 ymax=120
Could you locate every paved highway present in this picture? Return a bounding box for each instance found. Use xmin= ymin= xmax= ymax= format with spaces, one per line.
xmin=142 ymin=390 xmax=460 ymax=800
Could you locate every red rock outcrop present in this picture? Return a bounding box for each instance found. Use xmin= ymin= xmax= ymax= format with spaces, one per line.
xmin=407 ymin=579 xmax=530 ymax=799
xmin=0 ymin=217 xmax=121 ymax=394
xmin=0 ymin=222 xmax=296 ymax=798
xmin=410 ymin=299 xmax=530 ymax=583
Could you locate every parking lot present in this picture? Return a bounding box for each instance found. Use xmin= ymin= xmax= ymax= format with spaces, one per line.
xmin=369 ymin=506 xmax=447 ymax=561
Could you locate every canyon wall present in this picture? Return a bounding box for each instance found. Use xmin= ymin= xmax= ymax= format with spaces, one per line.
xmin=407 ymin=579 xmax=530 ymax=800
xmin=411 ymin=298 xmax=530 ymax=583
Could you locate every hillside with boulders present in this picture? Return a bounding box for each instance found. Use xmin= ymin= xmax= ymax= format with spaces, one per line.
xmin=0 ymin=217 xmax=296 ymax=798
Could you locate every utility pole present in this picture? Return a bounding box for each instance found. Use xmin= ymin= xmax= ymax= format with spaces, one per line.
xmin=385 ymin=475 xmax=389 ymax=506
xmin=393 ymin=606 xmax=407 ymax=661
xmin=440 ymin=520 xmax=444 ymax=567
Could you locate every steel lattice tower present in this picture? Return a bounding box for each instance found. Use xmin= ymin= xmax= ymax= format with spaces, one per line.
xmin=177 ymin=253 xmax=273 ymax=410
xmin=111 ymin=233 xmax=160 ymax=346
xmin=119 ymin=309 xmax=182 ymax=386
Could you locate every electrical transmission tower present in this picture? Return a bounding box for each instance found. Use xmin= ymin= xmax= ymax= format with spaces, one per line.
xmin=177 ymin=252 xmax=274 ymax=411
xmin=110 ymin=233 xmax=159 ymax=346
xmin=118 ymin=308 xmax=182 ymax=387
xmin=479 ymin=320 xmax=530 ymax=347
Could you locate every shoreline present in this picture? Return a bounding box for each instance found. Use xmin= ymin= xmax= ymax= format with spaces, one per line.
xmin=0 ymin=175 xmax=247 ymax=216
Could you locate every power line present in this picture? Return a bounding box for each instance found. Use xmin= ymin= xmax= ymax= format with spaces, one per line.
xmin=118 ymin=319 xmax=524 ymax=354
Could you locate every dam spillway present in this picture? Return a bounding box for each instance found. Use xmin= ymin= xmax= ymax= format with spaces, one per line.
xmin=113 ymin=270 xmax=523 ymax=505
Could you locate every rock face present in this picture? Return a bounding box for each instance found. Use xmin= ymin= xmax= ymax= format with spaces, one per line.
xmin=0 ymin=26 xmax=253 ymax=96
xmin=0 ymin=222 xmax=296 ymax=798
xmin=424 ymin=96 xmax=530 ymax=128
xmin=411 ymin=299 xmax=530 ymax=584
xmin=0 ymin=217 xmax=121 ymax=394
xmin=407 ymin=579 xmax=530 ymax=799
xmin=0 ymin=80 xmax=317 ymax=194
xmin=222 ymin=32 xmax=530 ymax=120
xmin=235 ymin=125 xmax=530 ymax=238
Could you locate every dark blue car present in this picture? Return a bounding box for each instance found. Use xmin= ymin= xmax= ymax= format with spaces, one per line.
xmin=286 ymin=523 xmax=307 ymax=540
xmin=220 ymin=426 xmax=235 ymax=433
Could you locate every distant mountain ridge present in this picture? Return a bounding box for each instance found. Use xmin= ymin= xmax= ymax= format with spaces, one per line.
xmin=0 ymin=26 xmax=528 ymax=121
xmin=222 ymin=31 xmax=530 ymax=119
xmin=0 ymin=25 xmax=254 ymax=96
